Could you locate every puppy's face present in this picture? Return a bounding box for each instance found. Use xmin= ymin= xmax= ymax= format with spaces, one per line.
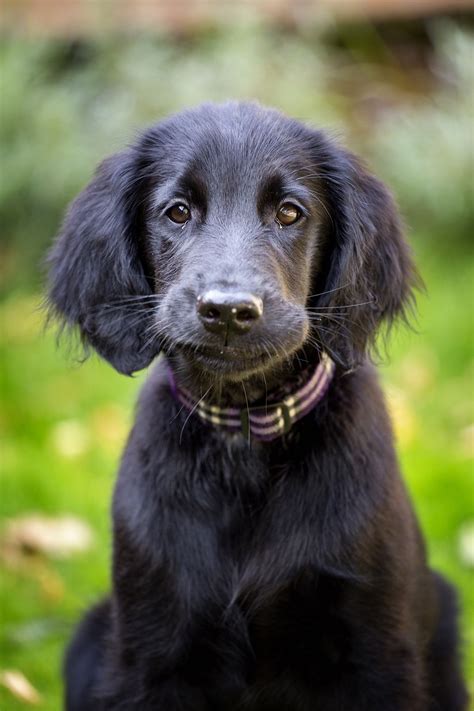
xmin=146 ymin=110 xmax=325 ymax=380
xmin=48 ymin=103 xmax=417 ymax=384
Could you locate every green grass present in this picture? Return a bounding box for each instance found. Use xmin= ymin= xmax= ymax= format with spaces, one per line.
xmin=1 ymin=252 xmax=473 ymax=708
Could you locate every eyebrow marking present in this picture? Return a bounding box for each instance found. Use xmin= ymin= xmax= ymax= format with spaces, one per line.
xmin=257 ymin=173 xmax=285 ymax=213
xmin=176 ymin=168 xmax=208 ymax=207
xmin=257 ymin=173 xmax=313 ymax=214
xmin=149 ymin=169 xmax=208 ymax=215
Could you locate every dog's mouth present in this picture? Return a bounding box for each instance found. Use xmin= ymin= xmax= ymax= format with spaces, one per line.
xmin=173 ymin=342 xmax=273 ymax=375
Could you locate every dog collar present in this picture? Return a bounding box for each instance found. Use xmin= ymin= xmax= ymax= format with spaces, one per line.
xmin=167 ymin=353 xmax=335 ymax=442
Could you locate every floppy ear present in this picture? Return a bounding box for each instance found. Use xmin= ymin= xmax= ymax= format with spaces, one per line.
xmin=47 ymin=150 xmax=158 ymax=375
xmin=309 ymin=135 xmax=420 ymax=368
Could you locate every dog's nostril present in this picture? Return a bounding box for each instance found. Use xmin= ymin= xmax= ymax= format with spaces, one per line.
xmin=235 ymin=307 xmax=256 ymax=322
xmin=205 ymin=307 xmax=221 ymax=320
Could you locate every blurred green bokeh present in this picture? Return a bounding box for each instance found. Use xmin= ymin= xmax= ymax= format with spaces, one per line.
xmin=1 ymin=18 xmax=473 ymax=709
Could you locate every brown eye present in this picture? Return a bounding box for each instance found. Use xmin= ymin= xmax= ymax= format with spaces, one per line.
xmin=276 ymin=202 xmax=301 ymax=226
xmin=166 ymin=204 xmax=190 ymax=224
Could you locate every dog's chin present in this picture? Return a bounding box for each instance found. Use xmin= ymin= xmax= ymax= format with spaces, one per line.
xmin=171 ymin=342 xmax=294 ymax=381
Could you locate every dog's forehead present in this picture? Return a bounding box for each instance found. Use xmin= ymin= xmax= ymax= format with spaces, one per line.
xmin=152 ymin=104 xmax=313 ymax=192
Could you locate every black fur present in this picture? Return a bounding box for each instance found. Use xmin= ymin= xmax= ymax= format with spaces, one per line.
xmin=48 ymin=102 xmax=467 ymax=710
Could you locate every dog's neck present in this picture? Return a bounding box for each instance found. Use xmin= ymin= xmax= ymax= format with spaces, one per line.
xmin=166 ymin=344 xmax=325 ymax=408
xmin=166 ymin=347 xmax=335 ymax=442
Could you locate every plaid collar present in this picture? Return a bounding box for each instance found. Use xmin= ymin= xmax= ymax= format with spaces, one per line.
xmin=167 ymin=353 xmax=335 ymax=442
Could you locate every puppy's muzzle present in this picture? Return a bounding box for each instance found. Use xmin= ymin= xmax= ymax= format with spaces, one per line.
xmin=197 ymin=290 xmax=263 ymax=336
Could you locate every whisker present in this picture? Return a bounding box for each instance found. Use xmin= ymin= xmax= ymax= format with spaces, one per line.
xmin=308 ymin=312 xmax=354 ymax=324
xmin=306 ymin=300 xmax=374 ymax=310
xmin=179 ymin=385 xmax=213 ymax=445
xmin=241 ymin=380 xmax=251 ymax=447
xmin=306 ymin=283 xmax=351 ymax=299
xmin=261 ymin=368 xmax=268 ymax=414
xmin=305 ymin=335 xmax=340 ymax=363
xmin=308 ymin=312 xmax=359 ymax=330
xmin=103 ymin=294 xmax=164 ymax=303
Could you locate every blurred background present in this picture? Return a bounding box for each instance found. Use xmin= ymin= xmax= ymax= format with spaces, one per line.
xmin=1 ymin=0 xmax=473 ymax=707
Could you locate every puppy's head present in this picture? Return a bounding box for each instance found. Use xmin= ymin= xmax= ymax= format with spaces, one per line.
xmin=48 ymin=102 xmax=418 ymax=382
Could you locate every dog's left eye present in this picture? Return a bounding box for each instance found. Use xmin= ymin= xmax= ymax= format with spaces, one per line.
xmin=276 ymin=203 xmax=301 ymax=226
xmin=166 ymin=204 xmax=191 ymax=224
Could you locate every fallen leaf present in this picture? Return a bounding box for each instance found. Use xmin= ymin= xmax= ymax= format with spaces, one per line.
xmin=2 ymin=514 xmax=93 ymax=559
xmin=0 ymin=669 xmax=41 ymax=704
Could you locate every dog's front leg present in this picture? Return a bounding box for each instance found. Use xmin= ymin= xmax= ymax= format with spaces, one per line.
xmin=100 ymin=678 xmax=210 ymax=711
xmin=97 ymin=519 xmax=217 ymax=710
xmin=242 ymin=654 xmax=427 ymax=711
xmin=245 ymin=582 xmax=428 ymax=711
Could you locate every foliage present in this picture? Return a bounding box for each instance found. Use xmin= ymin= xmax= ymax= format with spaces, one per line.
xmin=0 ymin=23 xmax=472 ymax=290
xmin=368 ymin=25 xmax=474 ymax=245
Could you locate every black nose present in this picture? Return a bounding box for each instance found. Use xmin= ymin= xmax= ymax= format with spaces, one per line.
xmin=197 ymin=290 xmax=263 ymax=335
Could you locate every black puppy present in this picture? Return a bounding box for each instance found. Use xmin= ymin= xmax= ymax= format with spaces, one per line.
xmin=48 ymin=102 xmax=467 ymax=710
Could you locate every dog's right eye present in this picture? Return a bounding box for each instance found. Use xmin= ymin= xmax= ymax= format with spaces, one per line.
xmin=166 ymin=204 xmax=191 ymax=224
xmin=276 ymin=203 xmax=301 ymax=227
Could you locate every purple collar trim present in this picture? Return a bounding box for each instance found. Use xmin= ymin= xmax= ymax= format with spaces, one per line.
xmin=167 ymin=353 xmax=335 ymax=442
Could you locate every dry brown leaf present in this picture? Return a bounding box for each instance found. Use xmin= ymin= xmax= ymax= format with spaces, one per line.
xmin=0 ymin=669 xmax=41 ymax=705
xmin=2 ymin=514 xmax=93 ymax=559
